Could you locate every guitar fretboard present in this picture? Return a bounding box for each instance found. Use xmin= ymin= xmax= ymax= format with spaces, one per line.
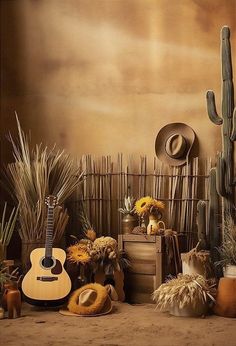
xmin=45 ymin=206 xmax=54 ymax=258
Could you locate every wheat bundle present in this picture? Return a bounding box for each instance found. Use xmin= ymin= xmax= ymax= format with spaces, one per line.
xmin=152 ymin=274 xmax=215 ymax=312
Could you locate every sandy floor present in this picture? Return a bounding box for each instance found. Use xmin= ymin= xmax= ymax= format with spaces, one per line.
xmin=1 ymin=302 xmax=236 ymax=346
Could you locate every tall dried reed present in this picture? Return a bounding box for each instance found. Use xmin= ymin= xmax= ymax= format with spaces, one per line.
xmin=5 ymin=114 xmax=84 ymax=242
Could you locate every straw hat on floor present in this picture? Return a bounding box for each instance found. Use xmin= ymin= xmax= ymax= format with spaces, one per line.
xmin=59 ymin=283 xmax=115 ymax=317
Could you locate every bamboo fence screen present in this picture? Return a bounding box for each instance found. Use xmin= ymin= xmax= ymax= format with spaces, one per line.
xmin=69 ymin=155 xmax=213 ymax=250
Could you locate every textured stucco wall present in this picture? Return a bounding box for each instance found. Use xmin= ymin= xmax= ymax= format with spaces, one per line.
xmin=1 ymin=0 xmax=236 ymax=163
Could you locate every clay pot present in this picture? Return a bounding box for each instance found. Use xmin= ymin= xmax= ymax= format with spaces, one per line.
xmin=147 ymin=214 xmax=165 ymax=235
xmin=121 ymin=214 xmax=138 ymax=234
xmin=214 ymin=277 xmax=236 ymax=318
xmin=2 ymin=282 xmax=21 ymax=319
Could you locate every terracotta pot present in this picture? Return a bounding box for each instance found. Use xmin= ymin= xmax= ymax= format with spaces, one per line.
xmin=214 ymin=277 xmax=236 ymax=317
xmin=121 ymin=214 xmax=138 ymax=234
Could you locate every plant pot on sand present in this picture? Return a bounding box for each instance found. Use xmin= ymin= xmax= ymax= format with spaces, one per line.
xmin=214 ymin=277 xmax=236 ymax=318
xmin=181 ymin=248 xmax=214 ymax=279
xmin=152 ymin=274 xmax=215 ymax=317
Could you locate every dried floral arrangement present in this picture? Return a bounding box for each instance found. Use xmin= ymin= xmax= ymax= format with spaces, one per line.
xmin=134 ymin=196 xmax=164 ymax=217
xmin=4 ymin=115 xmax=84 ymax=243
xmin=67 ymin=235 xmax=129 ymax=276
xmin=67 ymin=202 xmax=130 ymax=282
xmin=152 ymin=274 xmax=215 ymax=313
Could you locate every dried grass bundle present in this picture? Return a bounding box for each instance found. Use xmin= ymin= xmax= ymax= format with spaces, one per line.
xmin=181 ymin=248 xmax=210 ymax=265
xmin=152 ymin=274 xmax=215 ymax=311
xmin=5 ymin=114 xmax=84 ymax=241
xmin=217 ymin=217 xmax=236 ymax=267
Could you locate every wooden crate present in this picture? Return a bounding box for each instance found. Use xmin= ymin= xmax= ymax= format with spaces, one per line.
xmin=118 ymin=234 xmax=186 ymax=304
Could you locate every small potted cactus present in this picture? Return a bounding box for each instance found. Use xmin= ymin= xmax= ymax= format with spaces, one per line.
xmin=118 ymin=196 xmax=138 ymax=234
xmin=181 ymin=201 xmax=214 ymax=278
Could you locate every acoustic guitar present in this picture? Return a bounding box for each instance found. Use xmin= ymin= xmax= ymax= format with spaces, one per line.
xmin=22 ymin=196 xmax=71 ymax=305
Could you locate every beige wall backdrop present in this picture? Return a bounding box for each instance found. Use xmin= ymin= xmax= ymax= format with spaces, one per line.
xmin=1 ymin=0 xmax=236 ymax=163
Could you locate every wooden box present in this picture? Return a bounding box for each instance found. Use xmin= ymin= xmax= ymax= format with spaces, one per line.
xmin=118 ymin=234 xmax=186 ymax=304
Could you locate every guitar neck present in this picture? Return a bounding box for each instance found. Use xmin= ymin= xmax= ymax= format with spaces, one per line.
xmin=45 ymin=206 xmax=54 ymax=258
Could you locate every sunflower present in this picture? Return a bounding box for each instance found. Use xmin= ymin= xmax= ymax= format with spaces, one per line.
xmin=134 ymin=196 xmax=154 ymax=216
xmin=153 ymin=199 xmax=165 ymax=211
xmin=67 ymin=243 xmax=91 ymax=265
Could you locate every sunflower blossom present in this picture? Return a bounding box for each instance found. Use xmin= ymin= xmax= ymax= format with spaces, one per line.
xmin=67 ymin=243 xmax=91 ymax=264
xmin=135 ymin=196 xmax=165 ymax=216
xmin=135 ymin=196 xmax=154 ymax=216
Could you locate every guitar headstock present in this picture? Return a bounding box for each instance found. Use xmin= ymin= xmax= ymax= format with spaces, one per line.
xmin=45 ymin=195 xmax=58 ymax=208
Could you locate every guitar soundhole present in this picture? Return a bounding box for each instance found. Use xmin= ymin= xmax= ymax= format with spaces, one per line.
xmin=42 ymin=257 xmax=54 ymax=269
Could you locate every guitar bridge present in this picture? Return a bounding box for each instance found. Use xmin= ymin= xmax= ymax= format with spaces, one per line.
xmin=37 ymin=276 xmax=58 ymax=282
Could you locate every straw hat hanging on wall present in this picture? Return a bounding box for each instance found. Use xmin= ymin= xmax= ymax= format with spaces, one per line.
xmin=155 ymin=123 xmax=196 ymax=166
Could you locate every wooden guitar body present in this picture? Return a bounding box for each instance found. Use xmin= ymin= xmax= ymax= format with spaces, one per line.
xmin=22 ymin=247 xmax=71 ymax=303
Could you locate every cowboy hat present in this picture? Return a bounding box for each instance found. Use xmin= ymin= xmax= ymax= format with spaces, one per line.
xmin=155 ymin=123 xmax=195 ymax=166
xmin=59 ymin=283 xmax=113 ymax=317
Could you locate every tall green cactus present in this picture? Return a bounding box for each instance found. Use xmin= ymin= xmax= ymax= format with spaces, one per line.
xmin=196 ymin=200 xmax=208 ymax=250
xmin=195 ymin=27 xmax=235 ymax=277
xmin=206 ymin=26 xmax=235 ymax=223
xmin=196 ymin=169 xmax=222 ymax=277
xmin=208 ymin=168 xmax=222 ymax=277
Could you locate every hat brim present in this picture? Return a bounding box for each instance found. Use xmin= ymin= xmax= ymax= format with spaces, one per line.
xmin=155 ymin=123 xmax=195 ymax=166
xmin=59 ymin=296 xmax=112 ymax=317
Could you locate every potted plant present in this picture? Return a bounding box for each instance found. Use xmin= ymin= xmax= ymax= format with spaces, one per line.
xmin=152 ymin=274 xmax=215 ymax=317
xmin=67 ymin=234 xmax=129 ymax=301
xmin=4 ymin=115 xmax=84 ymax=273
xmin=181 ymin=201 xmax=214 ymax=279
xmin=216 ymin=217 xmax=236 ymax=278
xmin=118 ymin=196 xmax=138 ymax=234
